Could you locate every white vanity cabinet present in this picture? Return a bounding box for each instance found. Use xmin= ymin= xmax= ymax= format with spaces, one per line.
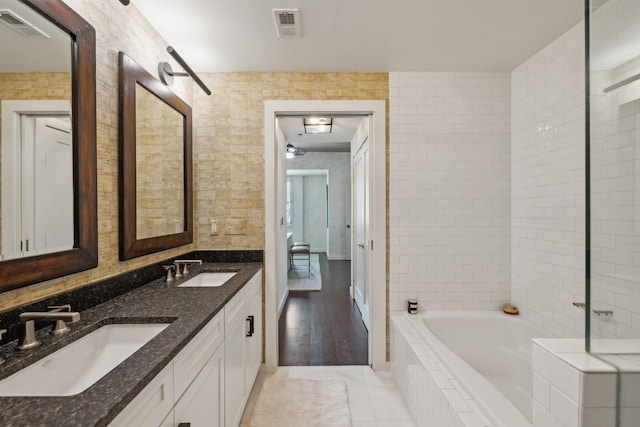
xmin=224 ymin=270 xmax=262 ymax=427
xmin=244 ymin=278 xmax=262 ymax=396
xmin=108 ymin=269 xmax=262 ymax=427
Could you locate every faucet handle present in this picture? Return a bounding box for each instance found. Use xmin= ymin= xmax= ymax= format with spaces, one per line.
xmin=48 ymin=305 xmax=71 ymax=312
xmin=175 ymin=259 xmax=202 ymax=275
xmin=49 ymin=306 xmax=78 ymax=335
xmin=163 ymin=265 xmax=176 ymax=282
xmin=174 ymin=261 xmax=183 ymax=278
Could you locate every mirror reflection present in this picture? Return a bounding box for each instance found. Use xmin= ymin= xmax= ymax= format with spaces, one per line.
xmin=135 ymin=83 xmax=185 ymax=239
xmin=119 ymin=51 xmax=192 ymax=261
xmin=0 ymin=0 xmax=73 ymax=261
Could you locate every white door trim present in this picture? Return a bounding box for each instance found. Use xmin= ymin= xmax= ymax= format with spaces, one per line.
xmin=264 ymin=100 xmax=386 ymax=371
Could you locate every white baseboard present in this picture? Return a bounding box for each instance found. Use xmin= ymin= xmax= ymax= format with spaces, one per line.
xmin=327 ymin=254 xmax=349 ymax=260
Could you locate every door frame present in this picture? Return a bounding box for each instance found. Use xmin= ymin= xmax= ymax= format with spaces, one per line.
xmin=264 ymin=100 xmax=386 ymax=371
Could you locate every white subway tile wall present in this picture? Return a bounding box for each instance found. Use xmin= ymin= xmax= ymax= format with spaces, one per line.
xmin=389 ymin=72 xmax=511 ymax=313
xmin=589 ymin=0 xmax=640 ymax=339
xmin=510 ymin=23 xmax=586 ymax=337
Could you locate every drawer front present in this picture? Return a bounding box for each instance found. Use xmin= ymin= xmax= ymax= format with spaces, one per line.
xmin=108 ymin=362 xmax=174 ymax=427
xmin=174 ymin=310 xmax=224 ymax=399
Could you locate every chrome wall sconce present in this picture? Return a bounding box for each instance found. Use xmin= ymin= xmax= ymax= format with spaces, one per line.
xmin=158 ymin=46 xmax=212 ymax=96
xmin=286 ymin=143 xmax=306 ymax=159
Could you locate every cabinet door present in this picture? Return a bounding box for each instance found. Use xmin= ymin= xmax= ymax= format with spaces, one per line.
xmin=224 ymin=317 xmax=246 ymax=427
xmin=174 ymin=345 xmax=224 ymax=427
xmin=160 ymin=410 xmax=174 ymax=427
xmin=244 ymin=287 xmax=262 ymax=394
xmin=173 ymin=310 xmax=224 ymax=399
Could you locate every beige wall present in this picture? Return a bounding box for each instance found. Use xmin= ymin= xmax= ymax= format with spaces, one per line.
xmin=0 ymin=72 xmax=71 ymax=100
xmin=0 ymin=0 xmax=194 ymax=312
xmin=193 ymin=72 xmax=389 ymax=250
xmin=0 ymin=2 xmax=390 ymax=313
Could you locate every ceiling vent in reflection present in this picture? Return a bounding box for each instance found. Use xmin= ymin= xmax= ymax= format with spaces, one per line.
xmin=273 ymin=9 xmax=302 ymax=38
xmin=0 ymin=9 xmax=49 ymax=38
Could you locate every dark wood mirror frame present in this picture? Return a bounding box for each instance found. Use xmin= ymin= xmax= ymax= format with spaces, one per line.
xmin=0 ymin=0 xmax=98 ymax=293
xmin=118 ymin=52 xmax=193 ymax=260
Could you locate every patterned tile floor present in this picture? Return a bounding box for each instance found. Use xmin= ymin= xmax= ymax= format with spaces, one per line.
xmin=241 ymin=365 xmax=416 ymax=427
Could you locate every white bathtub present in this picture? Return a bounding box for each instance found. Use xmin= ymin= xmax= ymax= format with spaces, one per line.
xmin=391 ymin=311 xmax=550 ymax=427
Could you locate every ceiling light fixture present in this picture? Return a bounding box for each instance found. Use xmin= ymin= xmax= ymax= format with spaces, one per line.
xmin=303 ymin=117 xmax=332 ymax=134
xmin=286 ymin=143 xmax=306 ymax=159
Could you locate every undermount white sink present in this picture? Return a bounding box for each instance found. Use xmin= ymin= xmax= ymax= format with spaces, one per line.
xmin=0 ymin=323 xmax=169 ymax=396
xmin=177 ymin=272 xmax=237 ymax=287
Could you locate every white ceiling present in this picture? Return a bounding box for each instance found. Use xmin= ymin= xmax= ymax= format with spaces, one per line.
xmin=133 ymin=0 xmax=584 ymax=73
xmin=132 ymin=0 xmax=583 ymax=151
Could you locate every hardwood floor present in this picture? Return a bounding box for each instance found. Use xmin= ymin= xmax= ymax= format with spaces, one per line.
xmin=278 ymin=253 xmax=368 ymax=366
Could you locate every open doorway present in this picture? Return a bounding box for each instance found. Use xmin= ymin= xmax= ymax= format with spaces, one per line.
xmin=264 ymin=100 xmax=386 ymax=371
xmin=280 ymin=151 xmax=367 ymax=365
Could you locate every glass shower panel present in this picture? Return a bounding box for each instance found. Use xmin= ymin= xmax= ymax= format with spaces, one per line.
xmin=588 ymin=0 xmax=640 ymax=425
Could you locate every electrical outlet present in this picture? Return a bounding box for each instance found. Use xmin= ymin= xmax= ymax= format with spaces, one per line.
xmin=209 ymin=219 xmax=218 ymax=235
xmin=226 ymin=219 xmax=246 ymax=235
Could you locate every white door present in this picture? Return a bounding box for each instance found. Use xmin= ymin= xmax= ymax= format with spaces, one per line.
xmin=352 ymin=137 xmax=369 ymax=329
xmin=32 ymin=117 xmax=74 ymax=255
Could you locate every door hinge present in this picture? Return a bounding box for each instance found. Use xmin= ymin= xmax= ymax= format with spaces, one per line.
xmin=370 ymin=240 xmax=373 ymax=250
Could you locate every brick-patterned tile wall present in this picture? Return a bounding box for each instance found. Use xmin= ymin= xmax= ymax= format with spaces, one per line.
xmin=589 ymin=0 xmax=640 ymax=339
xmin=193 ymin=72 xmax=389 ymax=250
xmin=0 ymin=17 xmax=388 ymax=312
xmin=510 ymin=22 xmax=585 ymax=337
xmin=135 ymin=86 xmax=185 ymax=239
xmin=389 ymin=71 xmax=511 ymax=313
xmin=0 ymin=0 xmax=194 ymax=311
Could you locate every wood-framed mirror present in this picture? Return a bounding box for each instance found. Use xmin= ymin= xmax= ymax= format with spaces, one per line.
xmin=118 ymin=52 xmax=193 ymax=260
xmin=0 ymin=0 xmax=97 ymax=293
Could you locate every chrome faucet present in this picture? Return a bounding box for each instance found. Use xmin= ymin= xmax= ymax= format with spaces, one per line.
xmin=16 ymin=305 xmax=80 ymax=351
xmin=174 ymin=259 xmax=202 ymax=277
xmin=163 ymin=264 xmax=176 ymax=282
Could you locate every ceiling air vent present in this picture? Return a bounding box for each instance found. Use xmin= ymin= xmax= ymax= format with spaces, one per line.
xmin=273 ymin=9 xmax=302 ymax=38
xmin=0 ymin=9 xmax=49 ymax=38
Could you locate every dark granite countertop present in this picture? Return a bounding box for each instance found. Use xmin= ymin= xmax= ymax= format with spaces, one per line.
xmin=0 ymin=262 xmax=262 ymax=427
